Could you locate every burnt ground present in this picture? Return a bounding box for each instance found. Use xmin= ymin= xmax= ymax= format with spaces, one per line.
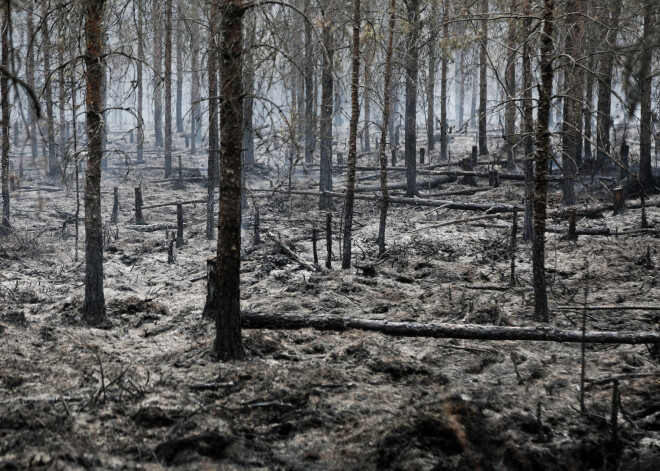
xmin=0 ymin=131 xmax=659 ymax=470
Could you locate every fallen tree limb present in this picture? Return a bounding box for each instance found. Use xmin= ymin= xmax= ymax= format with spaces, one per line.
xmin=555 ymin=305 xmax=660 ymax=312
xmin=125 ymin=223 xmax=181 ymax=232
xmin=240 ymin=311 xmax=660 ymax=344
xmin=141 ymin=199 xmax=206 ymax=210
xmin=265 ymin=232 xmax=317 ymax=272
xmin=356 ymin=176 xmax=456 ymax=193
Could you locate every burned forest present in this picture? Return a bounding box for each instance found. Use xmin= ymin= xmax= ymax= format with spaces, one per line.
xmin=1 ymin=0 xmax=660 ymax=469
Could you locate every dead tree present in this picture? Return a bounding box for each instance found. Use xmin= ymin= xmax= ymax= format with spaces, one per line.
xmin=561 ymin=0 xmax=584 ymax=206
xmin=377 ymin=0 xmax=396 ymax=258
xmin=478 ymin=0 xmax=489 ymax=156
xmin=503 ymin=0 xmax=517 ymax=166
xmin=1 ymin=3 xmax=9 ymax=229
xmin=303 ymin=0 xmax=314 ymax=164
xmin=164 ymin=0 xmax=173 ymax=177
xmin=82 ymin=0 xmax=107 ymax=324
xmin=214 ymin=0 xmax=245 ymax=361
xmin=207 ymin=0 xmax=219 ymax=240
xmin=341 ymin=0 xmax=361 ymax=269
xmin=318 ymin=11 xmax=333 ymax=210
xmin=136 ymin=0 xmax=145 ymax=164
xmin=532 ymin=0 xmax=555 ymax=323
xmin=522 ymin=0 xmax=534 ymax=241
xmin=42 ymin=9 xmax=58 ymax=177
xmin=175 ymin=2 xmax=184 ymax=134
xmin=426 ymin=0 xmax=438 ymax=153
xmin=26 ymin=1 xmax=38 ymax=164
xmin=439 ymin=0 xmax=449 ymax=161
xmin=153 ymin=4 xmax=164 ymax=149
xmin=638 ymin=1 xmax=655 ymax=193
xmin=404 ymin=0 xmax=420 ymax=196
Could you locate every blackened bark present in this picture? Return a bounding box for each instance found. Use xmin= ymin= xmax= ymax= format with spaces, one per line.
xmin=43 ymin=13 xmax=58 ymax=177
xmin=341 ymin=0 xmax=361 ymax=270
xmin=26 ymin=2 xmax=38 ymax=164
xmin=214 ymin=0 xmax=245 ymax=361
xmin=426 ymin=0 xmax=438 ymax=153
xmin=164 ymin=0 xmax=173 ymax=177
xmin=404 ymin=0 xmax=420 ymax=196
xmin=522 ymin=0 xmax=534 ymax=241
xmin=304 ymin=0 xmax=314 ymax=164
xmin=176 ymin=5 xmax=184 ymax=134
xmin=504 ymin=0 xmax=517 ymax=165
xmin=583 ymin=54 xmax=594 ymax=161
xmin=136 ymin=0 xmax=144 ymax=163
xmin=1 ymin=5 xmax=9 ymax=229
xmin=207 ymin=0 xmax=219 ymax=240
xmin=478 ymin=0 xmax=489 ymax=155
xmin=319 ymin=16 xmax=333 ymax=210
xmin=378 ymin=0 xmax=396 ymax=257
xmin=439 ymin=0 xmax=448 ymax=161
xmin=153 ymin=6 xmax=164 ymax=149
xmin=532 ymin=0 xmax=555 ymax=323
xmin=242 ymin=17 xmax=255 ymax=166
xmin=561 ymin=0 xmax=584 ymax=206
xmin=639 ymin=2 xmax=655 ymax=193
xmin=83 ymin=0 xmax=107 ymax=324
xmin=456 ymin=49 xmax=465 ymax=129
xmin=594 ymin=0 xmax=622 ymax=174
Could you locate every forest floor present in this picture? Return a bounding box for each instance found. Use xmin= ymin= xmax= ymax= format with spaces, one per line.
xmin=0 ymin=129 xmax=659 ymax=470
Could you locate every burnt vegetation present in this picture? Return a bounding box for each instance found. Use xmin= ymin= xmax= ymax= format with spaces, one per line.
xmin=0 ymin=0 xmax=659 ymax=469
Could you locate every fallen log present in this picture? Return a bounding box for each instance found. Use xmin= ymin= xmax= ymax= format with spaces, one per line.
xmin=240 ymin=311 xmax=660 ymax=344
xmin=253 ymin=189 xmax=521 ymax=214
xmin=141 ymin=199 xmax=206 ymax=210
xmin=265 ymin=232 xmax=318 ymax=272
xmin=357 ymin=176 xmax=456 ymax=193
xmin=550 ymin=198 xmax=660 ymax=218
xmin=125 ymin=223 xmax=182 ymax=232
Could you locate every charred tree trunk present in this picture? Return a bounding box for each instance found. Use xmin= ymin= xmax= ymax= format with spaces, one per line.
xmin=136 ymin=0 xmax=144 ymax=163
xmin=478 ymin=0 xmax=489 ymax=155
xmin=504 ymin=0 xmax=517 ymax=165
xmin=439 ymin=0 xmax=448 ymax=161
xmin=164 ymin=0 xmax=173 ymax=178
xmin=404 ymin=0 xmax=420 ymax=196
xmin=583 ymin=54 xmax=594 ymax=162
xmin=242 ymin=16 xmax=255 ymax=166
xmin=456 ymin=49 xmax=465 ymax=130
xmin=639 ymin=2 xmax=655 ymax=193
xmin=319 ymin=15 xmax=334 ymax=210
xmin=175 ymin=5 xmax=184 ymax=134
xmin=26 ymin=2 xmax=38 ymax=164
xmin=82 ymin=0 xmax=107 ymax=324
xmin=304 ymin=0 xmax=314 ymax=164
xmin=426 ymin=0 xmax=438 ymax=153
xmin=1 ymin=5 xmax=9 ymax=229
xmin=43 ymin=13 xmax=58 ymax=177
xmin=363 ymin=41 xmax=371 ymax=153
xmin=378 ymin=0 xmax=396 ymax=257
xmin=341 ymin=0 xmax=361 ymax=270
xmin=594 ymin=0 xmax=622 ymax=174
xmin=522 ymin=0 xmax=534 ymax=241
xmin=560 ymin=0 xmax=584 ymax=206
xmin=153 ymin=6 xmax=164 ymax=149
xmin=214 ymin=0 xmax=245 ymax=361
xmin=532 ymin=0 xmax=555 ymax=323
xmin=207 ymin=0 xmax=219 ymax=240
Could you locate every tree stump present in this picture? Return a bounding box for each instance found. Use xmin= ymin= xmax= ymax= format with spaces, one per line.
xmin=420 ymin=147 xmax=425 ymax=165
xmin=461 ymin=158 xmax=476 ymax=186
xmin=110 ymin=187 xmax=119 ymax=223
xmin=202 ymin=256 xmax=218 ymax=319
xmin=135 ymin=187 xmax=145 ymax=224
xmin=567 ymin=209 xmax=578 ymax=241
xmin=176 ymin=203 xmax=184 ymax=247
xmin=613 ymin=187 xmax=625 ymax=215
xmin=391 ymin=148 xmax=397 ymax=167
xmin=471 ymin=145 xmax=478 ymax=167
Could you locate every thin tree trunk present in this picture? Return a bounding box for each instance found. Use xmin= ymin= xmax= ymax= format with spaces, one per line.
xmin=136 ymin=0 xmax=144 ymax=163
xmin=164 ymin=0 xmax=173 ymax=177
xmin=242 ymin=16 xmax=255 ymax=166
xmin=57 ymin=21 xmax=67 ymax=169
xmin=153 ymin=6 xmax=164 ymax=149
xmin=478 ymin=0 xmax=489 ymax=155
xmin=594 ymin=0 xmax=622 ymax=174
xmin=561 ymin=0 xmax=584 ymax=206
xmin=363 ymin=48 xmax=371 ymax=153
xmin=190 ymin=29 xmax=199 ymax=155
xmin=583 ymin=54 xmax=594 ymax=161
xmin=426 ymin=0 xmax=437 ymax=153
xmin=470 ymin=47 xmax=478 ymax=129
xmin=207 ymin=0 xmax=218 ymax=240
xmin=532 ymin=0 xmax=555 ymax=323
xmin=504 ymin=0 xmax=517 ymax=166
xmin=214 ymin=0 xmax=245 ymax=361
xmin=175 ymin=3 xmax=184 ymax=134
xmin=26 ymin=1 xmax=38 ymax=164
xmin=304 ymin=0 xmax=314 ymax=164
xmin=522 ymin=0 xmax=534 ymax=241
xmin=439 ymin=0 xmax=448 ymax=160
xmin=82 ymin=0 xmax=107 ymax=324
xmin=1 ymin=4 xmax=9 ymax=229
xmin=456 ymin=49 xmax=464 ymax=130
xmin=341 ymin=0 xmax=361 ymax=270
xmin=639 ymin=1 xmax=655 ymax=193
xmin=43 ymin=12 xmax=57 ymax=176
xmin=318 ymin=15 xmax=333 ymax=210
xmin=378 ymin=0 xmax=396 ymax=257
xmin=405 ymin=0 xmax=420 ymax=196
